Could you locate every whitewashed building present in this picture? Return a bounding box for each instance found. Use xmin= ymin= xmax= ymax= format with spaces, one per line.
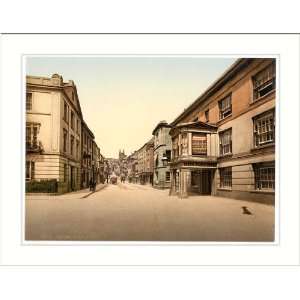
xmin=26 ymin=74 xmax=83 ymax=193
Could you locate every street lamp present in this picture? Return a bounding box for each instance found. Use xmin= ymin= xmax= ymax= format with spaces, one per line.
xmin=162 ymin=155 xmax=168 ymax=167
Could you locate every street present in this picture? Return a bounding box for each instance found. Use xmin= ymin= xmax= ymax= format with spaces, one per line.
xmin=25 ymin=183 xmax=275 ymax=242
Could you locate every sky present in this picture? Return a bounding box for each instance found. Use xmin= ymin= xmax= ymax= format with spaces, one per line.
xmin=26 ymin=56 xmax=236 ymax=158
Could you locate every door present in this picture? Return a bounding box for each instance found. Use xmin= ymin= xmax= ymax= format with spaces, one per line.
xmin=191 ymin=170 xmax=211 ymax=195
xmin=199 ymin=170 xmax=211 ymax=195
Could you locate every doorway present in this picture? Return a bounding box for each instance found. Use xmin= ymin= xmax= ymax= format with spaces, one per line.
xmin=70 ymin=166 xmax=75 ymax=191
xmin=191 ymin=169 xmax=211 ymax=195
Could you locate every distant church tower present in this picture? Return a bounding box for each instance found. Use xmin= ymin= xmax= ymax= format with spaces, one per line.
xmin=119 ymin=149 xmax=126 ymax=161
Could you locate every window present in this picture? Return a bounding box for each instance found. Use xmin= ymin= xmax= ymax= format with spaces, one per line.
xmin=205 ymin=109 xmax=209 ymax=122
xmin=180 ymin=133 xmax=188 ymax=155
xmin=253 ymin=162 xmax=275 ymax=190
xmin=172 ymin=137 xmax=179 ymax=159
xmin=26 ymin=93 xmax=32 ymax=110
xmin=219 ymin=128 xmax=232 ymax=156
xmin=77 ymin=120 xmax=80 ymax=133
xmin=63 ymin=129 xmax=68 ymax=152
xmin=70 ymin=135 xmax=74 ymax=155
xmin=71 ymin=111 xmax=75 ymax=129
xmin=253 ymin=110 xmax=275 ymax=147
xmin=64 ymin=163 xmax=67 ymax=182
xmin=76 ymin=140 xmax=80 ymax=159
xmin=253 ymin=62 xmax=276 ymax=100
xmin=219 ymin=167 xmax=232 ymax=188
xmin=26 ymin=161 xmax=35 ymax=181
xmin=26 ymin=123 xmax=40 ymax=149
xmin=192 ymin=133 xmax=207 ymax=155
xmin=155 ymin=155 xmax=159 ymax=167
xmin=219 ymin=94 xmax=232 ymax=120
xmin=63 ymin=102 xmax=68 ymax=122
xmin=166 ymin=171 xmax=170 ymax=182
xmin=165 ymin=150 xmax=171 ymax=161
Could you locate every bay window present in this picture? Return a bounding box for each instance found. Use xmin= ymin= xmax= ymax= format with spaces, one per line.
xmin=192 ymin=133 xmax=207 ymax=155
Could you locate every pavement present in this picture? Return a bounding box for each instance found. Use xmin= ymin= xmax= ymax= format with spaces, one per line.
xmin=25 ymin=182 xmax=275 ymax=242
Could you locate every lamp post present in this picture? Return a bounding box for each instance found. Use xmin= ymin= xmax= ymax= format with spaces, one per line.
xmin=162 ymin=155 xmax=168 ymax=167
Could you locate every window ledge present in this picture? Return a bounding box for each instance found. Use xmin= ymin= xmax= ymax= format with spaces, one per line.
xmin=217 ymin=187 xmax=232 ymax=191
xmin=251 ymin=90 xmax=275 ymax=105
xmin=218 ymin=153 xmax=233 ymax=159
xmin=217 ymin=114 xmax=232 ymax=124
xmin=250 ymin=189 xmax=275 ymax=194
xmin=251 ymin=143 xmax=275 ymax=151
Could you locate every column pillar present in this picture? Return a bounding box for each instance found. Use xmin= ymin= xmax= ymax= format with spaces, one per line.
xmin=180 ymin=169 xmax=189 ymax=198
xmin=169 ymin=169 xmax=177 ymax=195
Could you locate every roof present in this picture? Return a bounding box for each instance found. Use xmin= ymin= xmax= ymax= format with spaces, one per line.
xmin=169 ymin=120 xmax=217 ymax=136
xmin=82 ymin=120 xmax=95 ymax=139
xmin=170 ymin=58 xmax=254 ymax=126
xmin=152 ymin=120 xmax=172 ymax=135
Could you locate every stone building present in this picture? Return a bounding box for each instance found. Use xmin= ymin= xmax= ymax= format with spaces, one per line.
xmin=169 ymin=58 xmax=276 ymax=204
xmin=137 ymin=138 xmax=154 ymax=185
xmin=98 ymin=152 xmax=105 ymax=183
xmin=152 ymin=121 xmax=172 ymax=189
xmin=26 ymin=74 xmax=83 ymax=193
xmin=118 ymin=150 xmax=128 ymax=178
xmin=127 ymin=151 xmax=138 ymax=183
xmin=81 ymin=121 xmax=95 ymax=188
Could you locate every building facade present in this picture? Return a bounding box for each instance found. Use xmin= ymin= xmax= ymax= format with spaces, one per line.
xmin=127 ymin=151 xmax=139 ymax=183
xmin=26 ymin=74 xmax=83 ymax=193
xmin=81 ymin=121 xmax=95 ymax=188
xmin=169 ymin=58 xmax=276 ymax=204
xmin=152 ymin=121 xmax=172 ymax=189
xmin=137 ymin=138 xmax=154 ymax=185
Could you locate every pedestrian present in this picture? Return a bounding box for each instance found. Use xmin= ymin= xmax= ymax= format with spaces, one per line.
xmin=89 ymin=178 xmax=93 ymax=191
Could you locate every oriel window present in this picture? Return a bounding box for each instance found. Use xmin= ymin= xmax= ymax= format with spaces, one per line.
xmin=180 ymin=133 xmax=188 ymax=156
xmin=192 ymin=133 xmax=207 ymax=155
